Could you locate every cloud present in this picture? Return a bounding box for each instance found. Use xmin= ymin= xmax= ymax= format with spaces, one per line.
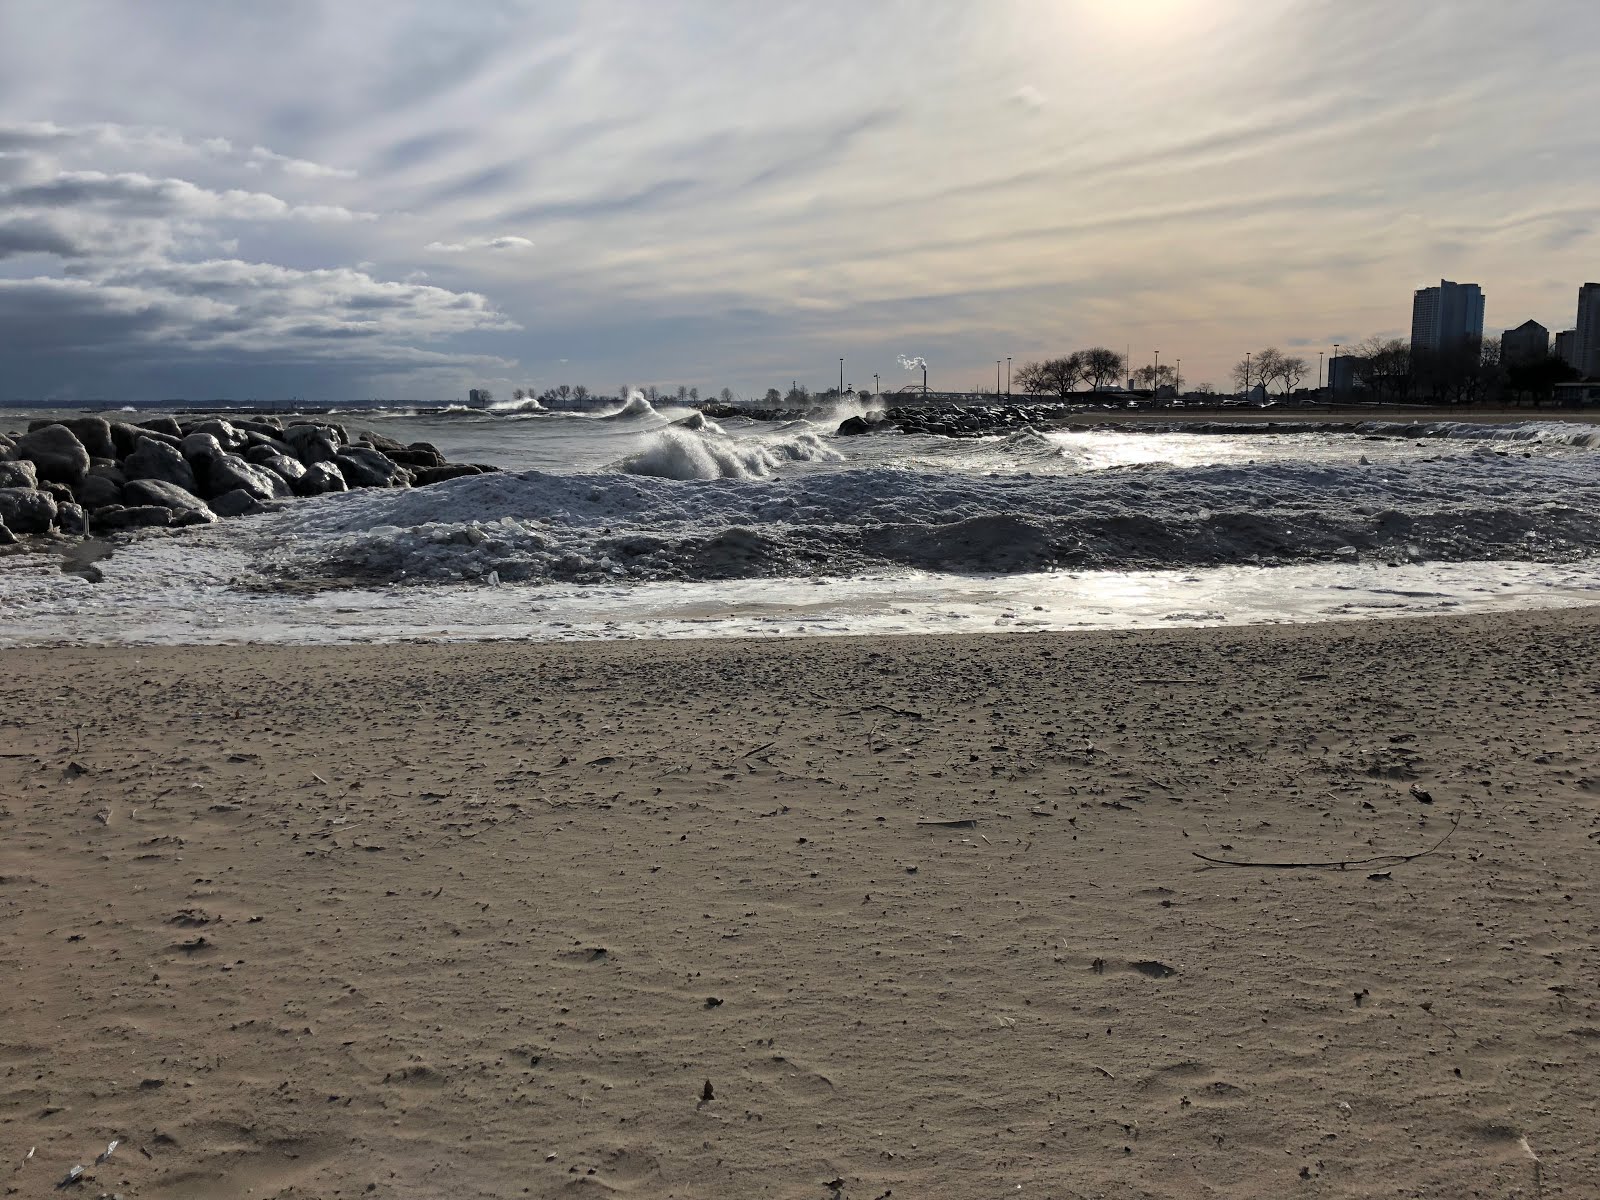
xmin=3 ymin=170 xmax=372 ymax=222
xmin=245 ymin=144 xmax=357 ymax=179
xmin=1009 ymin=85 xmax=1047 ymax=112
xmin=424 ymin=235 xmax=534 ymax=253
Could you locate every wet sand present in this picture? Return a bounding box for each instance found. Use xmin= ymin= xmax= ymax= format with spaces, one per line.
xmin=3 ymin=610 xmax=1598 ymax=1198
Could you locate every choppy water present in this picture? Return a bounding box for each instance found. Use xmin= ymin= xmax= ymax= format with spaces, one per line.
xmin=3 ymin=400 xmax=1599 ymax=645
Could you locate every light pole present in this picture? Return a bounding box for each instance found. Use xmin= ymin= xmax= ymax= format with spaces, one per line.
xmin=996 ymin=360 xmax=1001 ymax=397
xmin=1175 ymin=358 xmax=1181 ymax=394
xmin=1332 ymin=345 xmax=1340 ymax=395
xmin=873 ymin=372 xmax=879 ymax=395
xmin=1153 ymin=350 xmax=1160 ymax=397
xmin=1244 ymin=352 xmax=1251 ymax=400
xmin=839 ymin=357 xmax=844 ymax=399
xmin=1006 ymin=357 xmax=1012 ymax=396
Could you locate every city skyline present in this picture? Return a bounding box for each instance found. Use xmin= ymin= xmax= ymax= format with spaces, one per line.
xmin=3 ymin=1 xmax=1600 ymax=402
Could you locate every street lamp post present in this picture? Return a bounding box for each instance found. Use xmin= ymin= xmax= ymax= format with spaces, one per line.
xmin=1006 ymin=357 xmax=1012 ymax=396
xmin=996 ymin=360 xmax=1001 ymax=397
xmin=1175 ymin=358 xmax=1181 ymax=394
xmin=1153 ymin=350 xmax=1160 ymax=397
xmin=1318 ymin=351 xmax=1325 ymax=391
xmin=1332 ymin=345 xmax=1340 ymax=395
xmin=840 ymin=357 xmax=844 ymax=399
xmin=1244 ymin=352 xmax=1251 ymax=400
xmin=873 ymin=373 xmax=879 ymax=395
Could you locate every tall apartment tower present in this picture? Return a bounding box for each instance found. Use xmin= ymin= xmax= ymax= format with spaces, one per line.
xmin=1411 ymin=280 xmax=1485 ymax=352
xmin=1501 ymin=319 xmax=1550 ymax=366
xmin=1554 ymin=330 xmax=1578 ymax=367
xmin=1575 ymin=283 xmax=1600 ymax=379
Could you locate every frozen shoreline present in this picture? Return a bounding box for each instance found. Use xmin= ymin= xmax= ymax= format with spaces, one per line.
xmin=2 ymin=550 xmax=1597 ymax=646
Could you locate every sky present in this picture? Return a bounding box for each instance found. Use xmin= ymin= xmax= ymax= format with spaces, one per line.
xmin=2 ymin=0 xmax=1599 ymax=405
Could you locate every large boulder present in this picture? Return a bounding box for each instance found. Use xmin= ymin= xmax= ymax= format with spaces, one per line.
xmin=0 ymin=487 xmax=57 ymax=535
xmin=205 ymin=453 xmax=291 ymax=502
xmin=39 ymin=481 xmax=75 ymax=505
xmin=180 ymin=418 xmax=246 ymax=451
xmin=296 ymin=461 xmax=347 ymax=496
xmin=124 ymin=438 xmax=198 ymax=491
xmin=15 ymin=424 xmax=90 ymax=485
xmin=210 ymin=488 xmax=266 ymax=518
xmin=109 ymin=420 xmax=179 ymax=457
xmin=0 ymin=459 xmax=38 ymax=489
xmin=336 ymin=445 xmax=408 ymax=488
xmin=258 ymin=453 xmax=307 ymax=487
xmin=0 ymin=518 xmax=14 ymax=546
xmin=92 ymin=504 xmax=172 ymax=532
xmin=293 ymin=428 xmax=341 ymax=466
xmin=287 ymin=420 xmax=346 ymax=445
xmin=88 ymin=461 xmax=126 ymax=485
xmin=413 ymin=463 xmax=483 ymax=486
xmin=358 ymin=430 xmax=409 ymax=454
xmin=180 ymin=432 xmax=226 ymax=465
xmin=0 ymin=432 xmax=15 ymax=459
xmin=122 ymin=479 xmax=216 ymax=525
xmin=235 ymin=418 xmax=286 ymax=438
xmin=54 ymin=417 xmax=116 ymax=460
xmin=388 ymin=444 xmax=447 ymax=469
xmin=136 ymin=416 xmax=184 ymax=439
xmin=74 ymin=473 xmax=122 ymax=509
xmin=54 ymin=501 xmax=88 ymax=533
xmin=244 ymin=433 xmax=296 ymax=460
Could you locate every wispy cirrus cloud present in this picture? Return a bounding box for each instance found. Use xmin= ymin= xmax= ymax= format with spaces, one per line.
xmin=424 ymin=234 xmax=534 ymax=253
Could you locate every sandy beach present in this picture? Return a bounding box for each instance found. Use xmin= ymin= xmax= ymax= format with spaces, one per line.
xmin=3 ymin=610 xmax=1598 ymax=1198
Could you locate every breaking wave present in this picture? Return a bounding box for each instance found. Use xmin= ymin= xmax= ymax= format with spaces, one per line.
xmin=615 ymin=423 xmax=842 ymax=480
xmin=260 ymin=445 xmax=1600 ymax=586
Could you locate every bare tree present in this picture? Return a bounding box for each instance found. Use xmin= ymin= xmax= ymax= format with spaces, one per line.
xmin=1132 ymin=364 xmax=1178 ymax=391
xmin=573 ymin=384 xmax=590 ymax=402
xmin=719 ymin=387 xmax=734 ymax=403
xmin=1230 ymin=357 xmax=1254 ymax=394
xmin=1081 ymin=347 xmax=1125 ymax=392
xmin=1277 ymin=354 xmax=1308 ymax=394
xmin=1015 ymin=354 xmax=1084 ymax=398
xmin=512 ymin=387 xmax=526 ymax=401
xmin=764 ymin=387 xmax=782 ymax=405
xmin=1350 ymin=337 xmax=1413 ymax=401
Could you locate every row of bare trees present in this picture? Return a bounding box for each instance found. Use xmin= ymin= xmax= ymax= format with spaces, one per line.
xmin=1230 ymin=347 xmax=1310 ymax=396
xmin=1320 ymin=335 xmax=1577 ymax=405
xmin=1013 ymin=348 xmax=1128 ymax=397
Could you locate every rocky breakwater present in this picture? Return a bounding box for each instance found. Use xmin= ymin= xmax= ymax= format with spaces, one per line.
xmin=0 ymin=414 xmax=496 ymax=547
xmin=836 ymin=401 xmax=1072 ymax=437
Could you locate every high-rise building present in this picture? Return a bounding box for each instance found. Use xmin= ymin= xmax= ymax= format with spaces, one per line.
xmin=1554 ymin=330 xmax=1578 ymax=367
xmin=1575 ymin=283 xmax=1600 ymax=379
xmin=1501 ymin=319 xmax=1550 ymax=366
xmin=1328 ymin=354 xmax=1362 ymax=393
xmin=1410 ymin=280 xmax=1485 ymax=352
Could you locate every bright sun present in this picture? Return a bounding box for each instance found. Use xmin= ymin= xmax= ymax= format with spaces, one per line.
xmin=1079 ymin=0 xmax=1208 ymax=42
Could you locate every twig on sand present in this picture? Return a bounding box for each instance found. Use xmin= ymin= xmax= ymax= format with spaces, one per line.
xmin=841 ymin=704 xmax=925 ymax=720
xmin=1192 ymin=812 xmax=1461 ymax=870
xmin=740 ymin=740 xmax=776 ymax=759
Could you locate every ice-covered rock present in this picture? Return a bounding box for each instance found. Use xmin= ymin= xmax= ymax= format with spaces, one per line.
xmin=123 ymin=479 xmax=216 ymax=525
xmin=0 ymin=459 xmax=38 ymax=490
xmin=0 ymin=486 xmax=56 ymax=534
xmin=125 ymin=438 xmax=198 ymax=492
xmin=336 ymin=445 xmax=408 ymax=488
xmin=15 ymin=425 xmax=90 ymax=485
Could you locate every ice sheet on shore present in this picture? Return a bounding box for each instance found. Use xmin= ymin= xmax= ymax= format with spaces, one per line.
xmin=2 ymin=552 xmax=1597 ymax=646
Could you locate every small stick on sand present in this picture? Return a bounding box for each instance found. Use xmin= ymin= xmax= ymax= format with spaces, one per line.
xmin=1193 ymin=812 xmax=1460 ymax=870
